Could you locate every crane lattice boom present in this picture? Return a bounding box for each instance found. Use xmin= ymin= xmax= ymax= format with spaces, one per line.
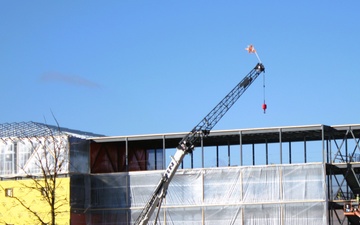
xmin=134 ymin=62 xmax=265 ymax=225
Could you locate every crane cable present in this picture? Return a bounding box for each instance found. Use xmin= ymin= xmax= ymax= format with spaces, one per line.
xmin=262 ymin=72 xmax=267 ymax=113
xmin=245 ymin=44 xmax=267 ymax=114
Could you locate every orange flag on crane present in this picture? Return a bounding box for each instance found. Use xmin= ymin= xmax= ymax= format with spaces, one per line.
xmin=245 ymin=44 xmax=256 ymax=53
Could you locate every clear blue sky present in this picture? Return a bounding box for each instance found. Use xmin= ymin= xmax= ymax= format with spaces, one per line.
xmin=1 ymin=1 xmax=359 ymax=136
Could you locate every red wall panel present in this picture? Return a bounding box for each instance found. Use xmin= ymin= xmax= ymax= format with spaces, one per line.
xmin=90 ymin=142 xmax=147 ymax=173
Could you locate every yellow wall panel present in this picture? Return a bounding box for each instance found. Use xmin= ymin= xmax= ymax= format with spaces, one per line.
xmin=0 ymin=177 xmax=70 ymax=225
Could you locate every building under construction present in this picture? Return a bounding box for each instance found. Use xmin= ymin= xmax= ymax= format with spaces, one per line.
xmin=1 ymin=121 xmax=360 ymax=224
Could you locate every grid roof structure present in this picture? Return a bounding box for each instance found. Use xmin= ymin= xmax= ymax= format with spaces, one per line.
xmin=0 ymin=121 xmax=103 ymax=139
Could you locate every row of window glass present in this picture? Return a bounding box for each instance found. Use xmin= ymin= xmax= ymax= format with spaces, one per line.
xmin=146 ymin=141 xmax=324 ymax=171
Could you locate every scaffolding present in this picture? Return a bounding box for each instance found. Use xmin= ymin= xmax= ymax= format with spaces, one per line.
xmin=90 ymin=124 xmax=360 ymax=225
xmin=326 ymin=125 xmax=360 ymax=224
xmin=2 ymin=122 xmax=360 ymax=224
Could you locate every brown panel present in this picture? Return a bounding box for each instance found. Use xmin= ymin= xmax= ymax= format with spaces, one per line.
xmin=128 ymin=148 xmax=147 ymax=171
xmin=90 ymin=141 xmax=147 ymax=173
xmin=90 ymin=142 xmax=126 ymax=173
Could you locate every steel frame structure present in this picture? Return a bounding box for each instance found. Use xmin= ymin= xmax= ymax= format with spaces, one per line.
xmin=325 ymin=125 xmax=360 ymax=225
xmin=3 ymin=122 xmax=360 ymax=224
xmin=91 ymin=124 xmax=360 ymax=225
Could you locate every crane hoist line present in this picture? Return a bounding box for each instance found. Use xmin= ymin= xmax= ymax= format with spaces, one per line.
xmin=134 ymin=62 xmax=265 ymax=225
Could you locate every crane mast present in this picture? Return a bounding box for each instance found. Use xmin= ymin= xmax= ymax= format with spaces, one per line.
xmin=134 ymin=62 xmax=265 ymax=225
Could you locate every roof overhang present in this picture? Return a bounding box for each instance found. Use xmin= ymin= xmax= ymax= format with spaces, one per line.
xmin=89 ymin=124 xmax=360 ymax=147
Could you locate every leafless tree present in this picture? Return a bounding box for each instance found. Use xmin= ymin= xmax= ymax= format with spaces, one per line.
xmin=0 ymin=120 xmax=70 ymax=225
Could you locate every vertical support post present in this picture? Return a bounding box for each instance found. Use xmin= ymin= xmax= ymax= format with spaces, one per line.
xmin=216 ymin=145 xmax=219 ymax=167
xmin=321 ymin=125 xmax=325 ymax=163
xmin=240 ymin=131 xmax=243 ymax=166
xmin=289 ymin=142 xmax=292 ymax=164
xmin=265 ymin=139 xmax=268 ymax=165
xmin=326 ymin=139 xmax=330 ymax=164
xmin=279 ymin=128 xmax=283 ymax=164
xmin=345 ymin=138 xmax=348 ymax=163
xmin=228 ymin=141 xmax=231 ymax=167
xmin=162 ymin=135 xmax=166 ymax=170
xmin=252 ymin=143 xmax=255 ymax=166
xmin=125 ymin=137 xmax=129 ymax=172
xmin=191 ymin=151 xmax=194 ymax=169
xmin=304 ymin=137 xmax=307 ymax=163
xmin=125 ymin=137 xmax=129 ymax=219
xmin=329 ymin=137 xmax=333 ymax=164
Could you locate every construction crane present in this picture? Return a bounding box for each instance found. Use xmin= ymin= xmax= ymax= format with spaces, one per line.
xmin=134 ymin=60 xmax=265 ymax=225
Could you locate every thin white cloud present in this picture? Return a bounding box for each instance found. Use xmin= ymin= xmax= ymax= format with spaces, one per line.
xmin=40 ymin=72 xmax=101 ymax=88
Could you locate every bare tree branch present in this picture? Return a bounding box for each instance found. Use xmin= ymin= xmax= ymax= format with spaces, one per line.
xmin=3 ymin=121 xmax=70 ymax=225
xmin=12 ymin=195 xmax=48 ymax=224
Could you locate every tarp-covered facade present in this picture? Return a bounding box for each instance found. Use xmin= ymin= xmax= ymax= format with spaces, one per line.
xmin=6 ymin=122 xmax=359 ymax=224
xmin=0 ymin=135 xmax=89 ymax=176
xmin=0 ymin=121 xmax=95 ymax=177
xmin=71 ymin=163 xmax=327 ymax=225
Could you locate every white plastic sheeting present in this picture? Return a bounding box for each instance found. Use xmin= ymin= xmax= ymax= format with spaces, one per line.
xmin=131 ymin=163 xmax=327 ymax=225
xmin=80 ymin=163 xmax=327 ymax=225
xmin=0 ymin=136 xmax=89 ymax=177
xmin=0 ymin=135 xmax=70 ymax=176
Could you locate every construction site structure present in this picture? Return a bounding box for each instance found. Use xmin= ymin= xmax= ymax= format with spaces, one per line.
xmin=1 ymin=122 xmax=360 ymax=224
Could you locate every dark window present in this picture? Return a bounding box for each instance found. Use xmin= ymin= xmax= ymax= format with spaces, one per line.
xmin=146 ymin=149 xmax=163 ymax=170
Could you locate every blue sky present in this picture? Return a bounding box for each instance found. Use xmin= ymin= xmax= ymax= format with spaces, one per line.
xmin=1 ymin=1 xmax=359 ymax=136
